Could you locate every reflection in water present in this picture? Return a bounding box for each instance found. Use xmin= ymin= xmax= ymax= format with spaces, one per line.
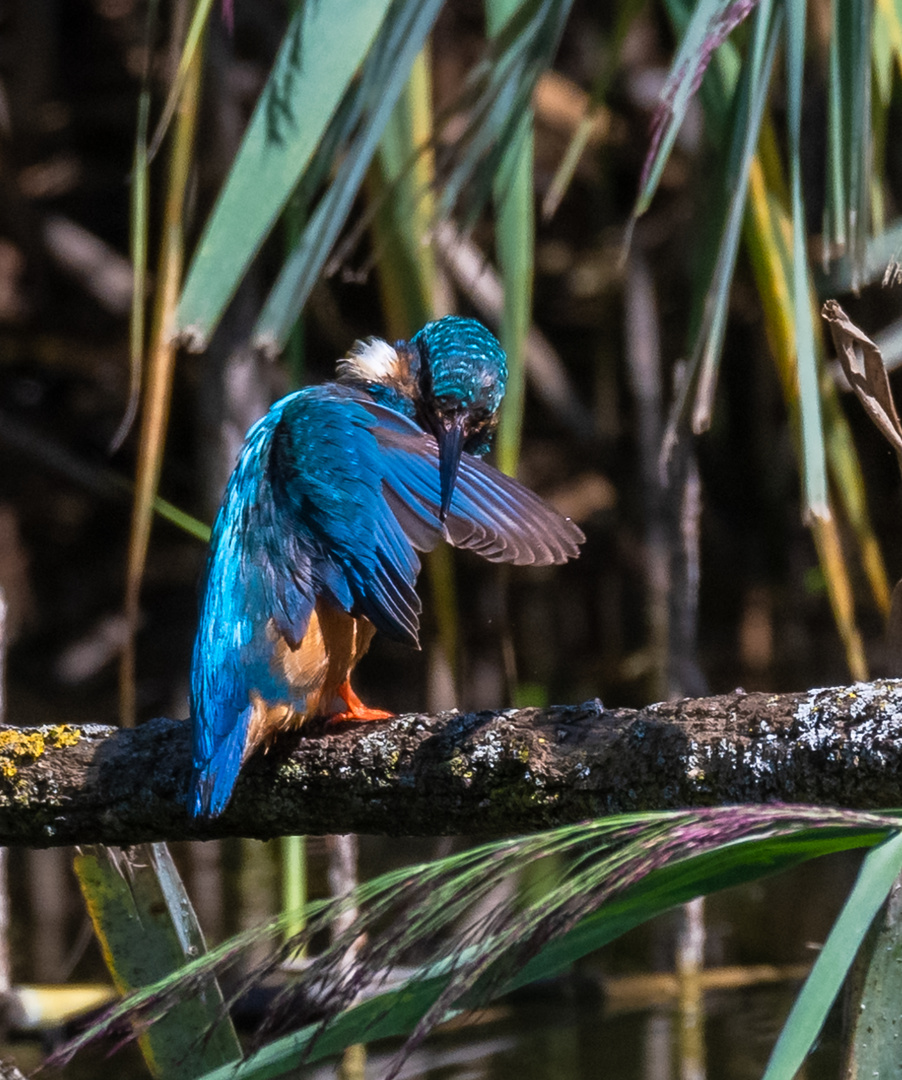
xmin=0 ymin=972 xmax=840 ymax=1079
xmin=644 ymin=1010 xmax=672 ymax=1080
xmin=677 ymin=897 xmax=706 ymax=1080
xmin=324 ymin=978 xmax=827 ymax=1080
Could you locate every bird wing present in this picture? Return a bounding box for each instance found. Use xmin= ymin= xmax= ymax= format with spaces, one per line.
xmin=267 ymin=388 xmax=424 ymax=647
xmin=365 ymin=400 xmax=585 ymax=567
xmin=190 ymin=404 xmax=314 ymax=817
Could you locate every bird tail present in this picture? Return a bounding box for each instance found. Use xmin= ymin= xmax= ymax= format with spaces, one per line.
xmin=189 ymin=703 xmax=253 ymax=819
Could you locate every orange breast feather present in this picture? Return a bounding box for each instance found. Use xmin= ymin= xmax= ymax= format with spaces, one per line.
xmin=245 ymin=604 xmax=378 ymax=755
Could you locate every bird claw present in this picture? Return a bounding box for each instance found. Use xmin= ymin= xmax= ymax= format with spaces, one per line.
xmin=326 ymin=681 xmax=394 ymax=724
xmin=326 ymin=706 xmax=395 ymax=724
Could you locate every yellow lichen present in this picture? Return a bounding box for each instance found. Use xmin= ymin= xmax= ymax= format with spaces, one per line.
xmin=0 ymin=725 xmax=80 ymax=782
xmin=48 ymin=725 xmax=81 ymax=748
xmin=448 ymin=752 xmax=472 ymax=779
xmin=0 ymin=730 xmax=46 ymax=758
xmin=0 ymin=730 xmax=44 ymax=781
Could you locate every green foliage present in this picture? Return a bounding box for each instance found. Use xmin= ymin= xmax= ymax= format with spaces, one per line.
xmin=840 ymin=846 xmax=902 ymax=1078
xmin=74 ymin=844 xmax=241 ymax=1079
xmin=487 ymin=0 xmax=535 ymax=478
xmin=762 ymin=831 xmax=902 ymax=1080
xmin=252 ymin=0 xmax=445 ymax=352
xmin=176 ymin=0 xmax=394 ymax=346
xmin=58 ymin=808 xmax=902 ymax=1078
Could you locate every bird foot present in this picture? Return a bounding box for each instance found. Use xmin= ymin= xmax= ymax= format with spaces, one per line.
xmin=326 ymin=682 xmax=395 ymax=724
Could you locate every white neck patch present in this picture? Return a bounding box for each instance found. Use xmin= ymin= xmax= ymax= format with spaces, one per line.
xmin=338 ymin=337 xmax=402 ymax=384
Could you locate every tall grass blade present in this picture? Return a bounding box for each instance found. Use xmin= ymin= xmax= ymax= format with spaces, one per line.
xmin=744 ymin=148 xmax=870 ymax=678
xmin=823 ymin=28 xmax=845 ymax=258
xmin=809 ymin=516 xmax=868 ymax=680
xmin=176 ymin=0 xmax=394 ymax=347
xmin=110 ymin=0 xmax=157 ymax=454
xmin=282 ymin=190 xmax=306 ymax=388
xmin=844 ymin=861 xmax=902 ymax=1075
xmin=689 ymin=1 xmax=780 ymax=432
xmin=367 ymin=51 xmax=463 ymax=690
xmin=75 ymin=844 xmax=241 ymax=1079
xmin=253 ymin=0 xmax=444 ymax=353
xmin=277 ymin=0 xmax=308 ymax=941
xmin=818 ymin=218 xmax=902 ymax=295
xmin=371 ymin=48 xmax=435 ymax=337
xmin=785 ymin=0 xmax=828 ymax=521
xmin=761 ymin=831 xmax=902 ymax=1080
xmin=823 ymin=0 xmax=870 ymax=287
xmin=121 ymin=24 xmax=204 ymax=726
xmin=146 ymin=0 xmax=217 ymax=161
xmin=487 ymin=0 xmax=535 ymax=478
xmin=657 ymin=1 xmax=885 ymax=654
xmin=151 ymin=494 xmax=210 ymax=542
xmin=438 ymin=0 xmax=572 ymax=226
xmin=633 ymin=0 xmax=759 ymax=223
xmin=281 ymin=834 xmax=306 ymax=944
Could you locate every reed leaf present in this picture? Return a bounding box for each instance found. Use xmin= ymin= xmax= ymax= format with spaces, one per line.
xmin=52 ymin=807 xmax=902 ymax=1079
xmin=785 ymin=0 xmax=829 ymax=520
xmin=822 ymin=0 xmax=871 ymax=285
xmin=652 ymin=0 xmax=887 ymax=661
xmin=762 ymin=830 xmax=902 ymax=1080
xmin=253 ymin=0 xmax=444 ymax=353
xmin=744 ymin=147 xmax=870 ymax=679
xmin=121 ymin=24 xmax=204 ymax=726
xmin=109 ymin=0 xmax=157 ymax=455
xmin=146 ymin=0 xmax=218 ymax=161
xmin=367 ymin=50 xmax=464 ymax=691
xmin=818 ymin=218 xmax=902 ymax=295
xmin=488 ymin=0 xmax=535 ymax=478
xmin=634 ymin=0 xmax=758 ymax=222
xmin=437 ymin=0 xmax=572 ymax=226
xmin=176 ymin=0 xmax=395 ymax=347
xmin=370 ymin=49 xmax=436 ymax=338
xmin=689 ymin=0 xmax=781 ymax=433
xmin=75 ymin=844 xmax=241 ymax=1079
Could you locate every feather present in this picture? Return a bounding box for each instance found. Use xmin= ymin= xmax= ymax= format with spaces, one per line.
xmin=365 ymin=401 xmax=585 ymax=567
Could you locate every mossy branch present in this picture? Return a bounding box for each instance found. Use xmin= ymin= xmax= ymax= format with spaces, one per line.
xmin=4 ymin=680 xmax=902 ymax=847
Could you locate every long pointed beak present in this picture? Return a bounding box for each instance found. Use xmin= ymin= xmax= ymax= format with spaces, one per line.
xmin=438 ymin=416 xmax=466 ymax=521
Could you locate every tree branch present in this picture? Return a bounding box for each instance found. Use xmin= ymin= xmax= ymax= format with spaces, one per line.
xmin=4 ymin=679 xmax=902 ymax=847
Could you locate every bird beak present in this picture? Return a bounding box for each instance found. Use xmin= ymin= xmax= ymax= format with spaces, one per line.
xmin=438 ymin=415 xmax=467 ymax=521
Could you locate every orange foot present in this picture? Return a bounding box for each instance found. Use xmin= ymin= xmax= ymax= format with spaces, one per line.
xmin=327 ymin=680 xmax=395 ymax=723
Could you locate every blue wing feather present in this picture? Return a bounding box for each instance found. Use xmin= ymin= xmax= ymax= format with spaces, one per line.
xmin=362 ymin=399 xmax=584 ymax=565
xmin=267 ymin=387 xmax=424 ymax=643
xmin=190 ymin=400 xmax=320 ymax=817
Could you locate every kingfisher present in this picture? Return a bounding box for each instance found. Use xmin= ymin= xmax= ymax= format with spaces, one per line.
xmin=189 ymin=316 xmax=584 ymax=818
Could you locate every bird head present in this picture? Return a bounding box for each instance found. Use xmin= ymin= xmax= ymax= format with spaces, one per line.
xmin=337 ymin=316 xmax=508 ymax=519
xmin=410 ymin=317 xmax=507 ymax=519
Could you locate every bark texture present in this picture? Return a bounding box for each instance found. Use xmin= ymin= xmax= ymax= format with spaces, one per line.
xmin=4 ymin=679 xmax=902 ymax=847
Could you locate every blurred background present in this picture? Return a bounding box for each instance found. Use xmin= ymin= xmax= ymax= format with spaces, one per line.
xmin=0 ymin=0 xmax=900 ymax=1076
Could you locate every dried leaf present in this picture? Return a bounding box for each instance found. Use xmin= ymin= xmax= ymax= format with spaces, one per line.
xmin=822 ymin=299 xmax=902 ymax=474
